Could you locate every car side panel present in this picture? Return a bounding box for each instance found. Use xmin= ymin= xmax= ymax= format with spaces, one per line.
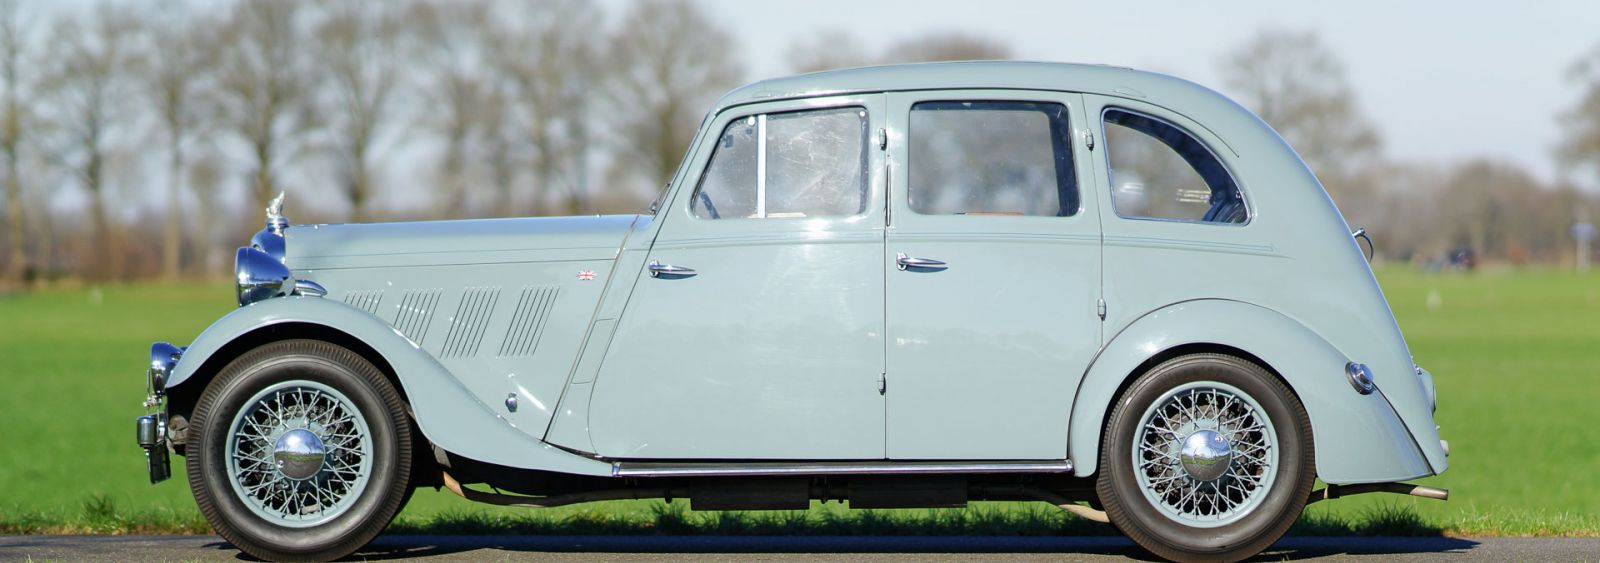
xmin=287 ymin=260 xmax=613 ymax=440
xmin=1068 ymin=299 xmax=1433 ymax=484
xmin=163 ymin=296 xmax=614 ymax=476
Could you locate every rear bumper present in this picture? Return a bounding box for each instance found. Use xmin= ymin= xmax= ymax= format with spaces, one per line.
xmin=1413 ymin=364 xmax=1449 ymax=475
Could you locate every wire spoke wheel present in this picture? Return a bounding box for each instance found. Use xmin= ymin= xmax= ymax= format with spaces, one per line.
xmin=1098 ymin=353 xmax=1314 ymax=562
xmin=225 ymin=380 xmax=374 ymax=528
xmin=1132 ymin=380 xmax=1278 ymax=527
xmin=190 ymin=340 xmax=414 ymax=561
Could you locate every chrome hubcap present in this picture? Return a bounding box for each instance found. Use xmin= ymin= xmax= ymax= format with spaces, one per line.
xmin=273 ymin=428 xmax=327 ymax=481
xmin=1178 ymin=429 xmax=1232 ymax=481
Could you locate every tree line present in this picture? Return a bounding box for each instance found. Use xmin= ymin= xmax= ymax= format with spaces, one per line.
xmin=0 ymin=1 xmax=1597 ymax=285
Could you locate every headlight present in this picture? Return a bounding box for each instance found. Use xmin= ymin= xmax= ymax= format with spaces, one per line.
xmin=251 ymin=227 xmax=286 ymax=263
xmin=147 ymin=342 xmax=182 ymax=397
xmin=235 ymin=246 xmax=292 ymax=306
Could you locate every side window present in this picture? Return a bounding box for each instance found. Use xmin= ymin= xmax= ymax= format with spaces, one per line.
xmin=691 ymin=107 xmax=868 ymax=219
xmin=1103 ymin=109 xmax=1246 ymax=224
xmin=908 ymin=101 xmax=1077 ymax=216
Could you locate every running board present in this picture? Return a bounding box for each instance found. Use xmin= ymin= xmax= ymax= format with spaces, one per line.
xmin=611 ymin=460 xmax=1073 ymax=478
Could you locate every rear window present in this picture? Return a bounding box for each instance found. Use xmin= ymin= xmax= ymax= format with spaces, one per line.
xmin=1103 ymin=109 xmax=1246 ymax=224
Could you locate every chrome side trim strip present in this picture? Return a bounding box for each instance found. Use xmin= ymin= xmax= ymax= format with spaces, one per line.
xmin=611 ymin=460 xmax=1073 ymax=478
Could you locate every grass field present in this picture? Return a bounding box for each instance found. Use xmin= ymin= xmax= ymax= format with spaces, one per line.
xmin=1 ymin=268 xmax=1596 ymax=536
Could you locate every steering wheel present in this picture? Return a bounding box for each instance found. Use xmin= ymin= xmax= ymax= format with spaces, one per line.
xmin=697 ymin=191 xmax=721 ymax=219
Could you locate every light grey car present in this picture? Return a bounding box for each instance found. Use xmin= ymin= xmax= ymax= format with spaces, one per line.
xmin=136 ymin=61 xmax=1448 ymax=562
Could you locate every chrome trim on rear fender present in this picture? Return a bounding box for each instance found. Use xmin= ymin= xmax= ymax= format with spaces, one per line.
xmin=611 ymin=460 xmax=1073 ymax=478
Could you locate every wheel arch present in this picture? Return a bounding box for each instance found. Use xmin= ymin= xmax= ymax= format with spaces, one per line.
xmin=1068 ymin=299 xmax=1433 ymax=484
xmin=164 ymin=297 xmax=613 ymax=477
xmin=167 ymin=322 xmax=403 ymax=428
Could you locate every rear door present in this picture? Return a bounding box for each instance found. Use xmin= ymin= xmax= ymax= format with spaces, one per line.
xmin=884 ymin=90 xmax=1103 ymax=460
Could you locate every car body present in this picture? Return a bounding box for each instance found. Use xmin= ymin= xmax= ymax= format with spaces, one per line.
xmin=137 ymin=62 xmax=1447 ymax=562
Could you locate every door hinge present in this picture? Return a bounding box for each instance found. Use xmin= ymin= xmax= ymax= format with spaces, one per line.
xmin=1096 ymin=298 xmax=1107 ymax=320
xmin=1085 ymin=130 xmax=1096 ymax=151
xmin=877 ymin=128 xmax=888 ymax=150
xmin=878 ymin=372 xmax=887 ymax=395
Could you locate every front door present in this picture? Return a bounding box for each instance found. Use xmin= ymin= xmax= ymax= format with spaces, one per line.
xmin=884 ymin=91 xmax=1103 ymax=460
xmin=589 ymin=95 xmax=888 ymax=459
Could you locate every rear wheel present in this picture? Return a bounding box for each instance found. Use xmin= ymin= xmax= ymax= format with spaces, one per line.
xmin=187 ymin=339 xmax=412 ymax=561
xmin=1097 ymin=353 xmax=1315 ymax=562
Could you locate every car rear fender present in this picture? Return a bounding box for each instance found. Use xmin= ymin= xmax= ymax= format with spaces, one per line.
xmin=1068 ymin=298 xmax=1434 ymax=484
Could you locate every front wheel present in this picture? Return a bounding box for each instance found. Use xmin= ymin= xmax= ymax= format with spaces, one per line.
xmin=1097 ymin=353 xmax=1315 ymax=563
xmin=187 ymin=339 xmax=413 ymax=561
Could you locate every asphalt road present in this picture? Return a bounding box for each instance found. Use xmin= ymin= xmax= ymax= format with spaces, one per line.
xmin=3 ymin=535 xmax=1599 ymax=562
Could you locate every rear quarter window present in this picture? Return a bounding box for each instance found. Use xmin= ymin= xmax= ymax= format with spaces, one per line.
xmin=1103 ymin=108 xmax=1246 ymax=224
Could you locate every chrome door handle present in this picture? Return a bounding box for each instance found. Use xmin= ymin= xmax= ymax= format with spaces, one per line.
xmin=895 ymin=252 xmax=947 ymax=271
xmin=648 ymin=260 xmax=696 ymax=278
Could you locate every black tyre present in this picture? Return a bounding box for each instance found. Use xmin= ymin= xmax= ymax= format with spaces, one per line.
xmin=1096 ymin=353 xmax=1315 ymax=563
xmin=187 ymin=339 xmax=412 ymax=561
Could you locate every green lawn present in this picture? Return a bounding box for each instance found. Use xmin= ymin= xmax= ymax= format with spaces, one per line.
xmin=1 ymin=269 xmax=1596 ymax=535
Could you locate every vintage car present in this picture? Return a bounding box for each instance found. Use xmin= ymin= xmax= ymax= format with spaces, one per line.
xmin=136 ymin=61 xmax=1448 ymax=562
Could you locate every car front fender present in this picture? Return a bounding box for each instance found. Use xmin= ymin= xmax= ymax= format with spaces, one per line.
xmin=165 ymin=296 xmax=613 ymax=477
xmin=1068 ymin=299 xmax=1436 ymax=484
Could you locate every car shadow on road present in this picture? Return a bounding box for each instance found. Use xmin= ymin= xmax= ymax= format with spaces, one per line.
xmin=316 ymin=535 xmax=1482 ymax=561
xmin=1254 ymin=536 xmax=1480 ymax=560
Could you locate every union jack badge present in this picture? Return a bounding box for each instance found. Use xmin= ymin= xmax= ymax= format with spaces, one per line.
xmin=577 ymin=270 xmax=597 ymax=281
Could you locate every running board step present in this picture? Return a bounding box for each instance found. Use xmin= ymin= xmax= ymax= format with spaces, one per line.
xmin=611 ymin=460 xmax=1073 ymax=478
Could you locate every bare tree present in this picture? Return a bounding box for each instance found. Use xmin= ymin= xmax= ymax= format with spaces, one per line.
xmin=314 ymin=0 xmax=401 ymax=222
xmin=0 ymin=0 xmax=29 ymax=283
xmin=216 ymin=0 xmax=313 ymax=216
xmin=480 ymin=84 xmax=518 ymax=216
xmin=479 ymin=0 xmax=606 ymax=215
xmin=408 ymin=0 xmax=489 ymax=218
xmin=187 ymin=149 xmax=225 ymax=274
xmin=1218 ymin=29 xmax=1382 ymax=193
xmin=139 ymin=7 xmax=213 ymax=280
xmin=41 ymin=5 xmax=137 ymax=280
xmin=608 ymin=0 xmax=742 ymax=190
xmin=788 ymin=29 xmax=1009 ymax=74
xmin=881 ymin=31 xmax=1011 ymax=63
xmin=787 ymin=29 xmax=872 ymax=73
xmin=1558 ymin=42 xmax=1600 ymax=189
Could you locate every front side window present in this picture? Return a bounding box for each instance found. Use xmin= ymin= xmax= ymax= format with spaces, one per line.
xmin=1103 ymin=109 xmax=1246 ymax=224
xmin=691 ymin=107 xmax=868 ymax=219
xmin=908 ymin=101 xmax=1078 ymax=217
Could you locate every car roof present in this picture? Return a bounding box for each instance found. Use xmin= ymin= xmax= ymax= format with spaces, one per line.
xmin=710 ymin=61 xmax=1228 ymax=115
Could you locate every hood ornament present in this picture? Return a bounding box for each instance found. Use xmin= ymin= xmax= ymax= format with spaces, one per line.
xmin=265 ymin=191 xmax=288 ymax=234
xmin=254 ymin=191 xmax=289 ymax=262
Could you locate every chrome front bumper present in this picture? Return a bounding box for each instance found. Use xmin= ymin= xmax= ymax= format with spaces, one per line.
xmin=135 ymin=342 xmax=182 ymax=484
xmin=136 ymin=413 xmax=170 ymax=484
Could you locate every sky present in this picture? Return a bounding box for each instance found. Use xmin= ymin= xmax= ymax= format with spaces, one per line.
xmin=660 ymin=0 xmax=1600 ymax=189
xmin=33 ymin=0 xmax=1600 ymax=218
